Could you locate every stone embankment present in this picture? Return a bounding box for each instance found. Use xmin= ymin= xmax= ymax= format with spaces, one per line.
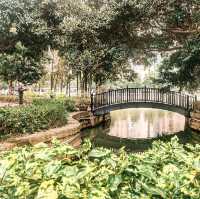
xmin=190 ymin=102 xmax=200 ymax=132
xmin=0 ymin=111 xmax=110 ymax=151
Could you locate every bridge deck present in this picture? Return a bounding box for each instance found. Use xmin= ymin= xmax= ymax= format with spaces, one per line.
xmin=91 ymin=88 xmax=196 ymax=117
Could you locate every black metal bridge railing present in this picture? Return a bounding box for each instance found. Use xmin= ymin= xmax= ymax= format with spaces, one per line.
xmin=91 ymin=87 xmax=197 ymax=113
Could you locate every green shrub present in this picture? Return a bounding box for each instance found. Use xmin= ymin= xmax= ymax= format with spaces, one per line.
xmin=0 ymin=137 xmax=200 ymax=199
xmin=0 ymin=102 xmax=68 ymax=135
xmin=32 ymin=97 xmax=76 ymax=112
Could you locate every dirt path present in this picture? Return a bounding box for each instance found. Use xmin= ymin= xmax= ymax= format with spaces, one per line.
xmin=0 ymin=102 xmax=18 ymax=107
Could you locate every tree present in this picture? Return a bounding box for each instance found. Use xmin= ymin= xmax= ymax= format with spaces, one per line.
xmin=0 ymin=42 xmax=44 ymax=104
xmin=155 ymin=37 xmax=200 ymax=91
xmin=0 ymin=0 xmax=65 ymax=99
xmin=1 ymin=0 xmax=199 ymax=94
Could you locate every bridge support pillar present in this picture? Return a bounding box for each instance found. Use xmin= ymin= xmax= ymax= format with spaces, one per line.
xmin=189 ymin=101 xmax=200 ymax=132
xmin=185 ymin=117 xmax=190 ymax=130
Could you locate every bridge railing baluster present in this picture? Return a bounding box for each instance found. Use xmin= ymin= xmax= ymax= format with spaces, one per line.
xmin=108 ymin=91 xmax=110 ymax=105
xmin=120 ymin=89 xmax=122 ymax=103
xmin=128 ymin=88 xmax=130 ymax=102
xmin=156 ymin=88 xmax=158 ymax=102
xmin=99 ymin=93 xmax=101 ymax=107
xmin=120 ymin=89 xmax=121 ymax=103
xmin=110 ymin=90 xmax=111 ymax=104
xmin=110 ymin=90 xmax=112 ymax=105
xmin=116 ymin=89 xmax=118 ymax=104
xmin=114 ymin=90 xmax=116 ymax=104
xmin=135 ymin=88 xmax=137 ymax=101
xmin=118 ymin=89 xmax=119 ymax=104
xmin=182 ymin=95 xmax=184 ymax=108
xmin=126 ymin=88 xmax=128 ymax=102
xmin=97 ymin=94 xmax=100 ymax=107
xmin=121 ymin=89 xmax=123 ymax=103
xmin=103 ymin=92 xmax=105 ymax=106
xmin=99 ymin=94 xmax=103 ymax=106
xmin=150 ymin=88 xmax=152 ymax=102
xmin=93 ymin=95 xmax=95 ymax=110
xmin=184 ymin=95 xmax=186 ymax=109
xmin=136 ymin=88 xmax=137 ymax=102
xmin=138 ymin=88 xmax=140 ymax=101
xmin=170 ymin=92 xmax=172 ymax=105
xmin=97 ymin=94 xmax=99 ymax=107
xmin=166 ymin=92 xmax=169 ymax=105
xmin=142 ymin=88 xmax=143 ymax=101
xmin=124 ymin=88 xmax=126 ymax=102
xmin=95 ymin=94 xmax=98 ymax=108
xmin=172 ymin=91 xmax=174 ymax=105
xmin=139 ymin=88 xmax=141 ymax=101
xmin=92 ymin=88 xmax=195 ymax=114
xmin=141 ymin=88 xmax=143 ymax=101
xmin=132 ymin=88 xmax=133 ymax=102
xmin=136 ymin=88 xmax=138 ymax=102
xmin=181 ymin=94 xmax=184 ymax=108
xmin=117 ymin=89 xmax=119 ymax=104
xmin=107 ymin=91 xmax=109 ymax=105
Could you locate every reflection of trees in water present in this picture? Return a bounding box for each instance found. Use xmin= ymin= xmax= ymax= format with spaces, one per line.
xmin=111 ymin=109 xmax=140 ymax=124
xmin=104 ymin=108 xmax=185 ymax=139
xmin=144 ymin=109 xmax=155 ymax=125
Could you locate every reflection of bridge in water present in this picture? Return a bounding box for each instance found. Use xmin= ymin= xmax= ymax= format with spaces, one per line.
xmin=91 ymin=88 xmax=197 ymax=117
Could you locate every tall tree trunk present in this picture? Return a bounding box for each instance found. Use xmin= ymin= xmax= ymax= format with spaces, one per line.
xmin=66 ymin=83 xmax=69 ymax=95
xmin=95 ymin=80 xmax=101 ymax=93
xmin=60 ymin=78 xmax=63 ymax=93
xmin=80 ymin=72 xmax=84 ymax=97
xmin=54 ymin=77 xmax=58 ymax=93
xmin=83 ymin=71 xmax=88 ymax=96
xmin=38 ymin=83 xmax=41 ymax=93
xmin=68 ymin=81 xmax=71 ymax=97
xmin=8 ymin=80 xmax=14 ymax=95
xmin=77 ymin=73 xmax=79 ymax=96
xmin=88 ymin=74 xmax=92 ymax=94
xmin=18 ymin=89 xmax=24 ymax=105
xmin=18 ymin=86 xmax=26 ymax=105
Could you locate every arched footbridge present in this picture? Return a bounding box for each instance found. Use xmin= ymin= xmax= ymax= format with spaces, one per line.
xmin=91 ymin=88 xmax=197 ymax=117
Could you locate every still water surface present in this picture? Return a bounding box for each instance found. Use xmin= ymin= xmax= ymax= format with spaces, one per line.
xmin=81 ymin=108 xmax=200 ymax=151
xmin=108 ymin=108 xmax=185 ymax=139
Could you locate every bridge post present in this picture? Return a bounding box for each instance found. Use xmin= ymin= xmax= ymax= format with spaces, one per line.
xmin=187 ymin=95 xmax=189 ymax=110
xmin=144 ymin=86 xmax=147 ymax=102
xmin=126 ymin=86 xmax=129 ymax=102
xmin=91 ymin=93 xmax=94 ymax=112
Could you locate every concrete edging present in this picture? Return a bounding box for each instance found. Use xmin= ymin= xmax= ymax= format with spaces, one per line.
xmin=0 ymin=111 xmax=110 ymax=151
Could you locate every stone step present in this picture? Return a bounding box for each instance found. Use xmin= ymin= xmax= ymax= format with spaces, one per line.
xmin=190 ymin=118 xmax=200 ymax=131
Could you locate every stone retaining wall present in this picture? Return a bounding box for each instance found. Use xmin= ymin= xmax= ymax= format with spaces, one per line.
xmin=0 ymin=111 xmax=110 ymax=151
xmin=189 ymin=101 xmax=200 ymax=132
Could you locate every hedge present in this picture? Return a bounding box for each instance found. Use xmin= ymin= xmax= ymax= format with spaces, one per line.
xmin=0 ymin=98 xmax=75 ymax=136
xmin=32 ymin=97 xmax=76 ymax=112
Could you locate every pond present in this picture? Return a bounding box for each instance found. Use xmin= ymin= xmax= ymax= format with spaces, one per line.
xmin=81 ymin=108 xmax=200 ymax=152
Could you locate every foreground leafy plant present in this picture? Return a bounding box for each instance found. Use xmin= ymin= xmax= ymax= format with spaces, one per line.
xmin=0 ymin=137 xmax=200 ymax=199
